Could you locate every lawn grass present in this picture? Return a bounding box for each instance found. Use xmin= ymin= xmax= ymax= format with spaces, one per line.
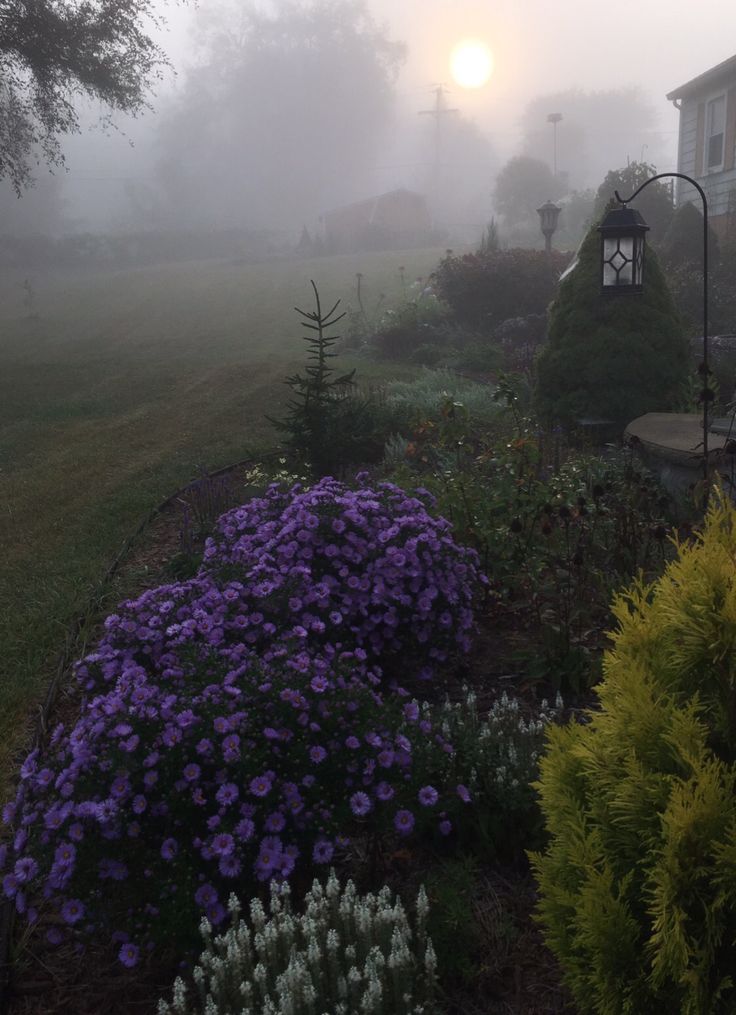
xmin=0 ymin=246 xmax=445 ymax=798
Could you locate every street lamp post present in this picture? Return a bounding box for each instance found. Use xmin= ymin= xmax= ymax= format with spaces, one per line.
xmin=598 ymin=172 xmax=711 ymax=492
xmin=537 ymin=200 xmax=561 ymax=254
xmin=547 ymin=112 xmax=563 ymax=176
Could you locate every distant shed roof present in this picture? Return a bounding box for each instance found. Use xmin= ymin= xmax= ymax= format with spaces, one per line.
xmin=667 ymin=53 xmax=736 ymax=101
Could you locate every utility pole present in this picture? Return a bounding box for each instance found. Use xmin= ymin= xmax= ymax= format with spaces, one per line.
xmin=419 ymin=84 xmax=459 ymax=213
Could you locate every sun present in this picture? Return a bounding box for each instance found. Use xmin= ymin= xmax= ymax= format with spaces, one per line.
xmin=449 ymin=39 xmax=494 ymax=89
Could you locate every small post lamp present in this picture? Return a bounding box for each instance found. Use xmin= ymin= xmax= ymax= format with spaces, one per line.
xmin=598 ymin=206 xmax=649 ymax=294
xmin=537 ymin=200 xmax=561 ymax=253
xmin=599 ymin=172 xmax=711 ymax=496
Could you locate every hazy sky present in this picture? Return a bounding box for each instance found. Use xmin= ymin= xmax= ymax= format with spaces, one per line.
xmin=158 ymin=0 xmax=736 ymax=160
xmin=44 ymin=0 xmax=736 ymax=230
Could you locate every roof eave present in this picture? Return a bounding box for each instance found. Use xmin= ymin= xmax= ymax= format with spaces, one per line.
xmin=667 ymin=53 xmax=736 ymax=102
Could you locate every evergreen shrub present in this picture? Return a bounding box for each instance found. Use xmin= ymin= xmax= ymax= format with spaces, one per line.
xmin=535 ymin=222 xmax=690 ymax=425
xmin=530 ymin=493 xmax=736 ymax=1014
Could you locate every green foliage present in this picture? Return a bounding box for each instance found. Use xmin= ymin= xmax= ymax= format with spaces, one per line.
xmin=477 ymin=218 xmax=500 ymax=254
xmin=367 ymin=284 xmax=457 ymax=362
xmin=493 ymin=156 xmax=567 ymax=232
xmin=667 ymin=237 xmax=736 ymax=341
xmin=386 ymin=387 xmax=675 ymax=691
xmin=433 ymin=248 xmax=569 ymax=331
xmin=554 ymin=189 xmax=596 ymax=251
xmin=661 ymin=200 xmax=719 ymax=268
xmin=593 ymin=162 xmax=675 ymax=241
xmin=270 ymin=281 xmax=384 ymax=476
xmin=535 ymin=220 xmax=690 ymax=425
xmin=159 ymin=872 xmax=437 ymax=1014
xmin=425 ymin=856 xmax=482 ymax=986
xmin=382 ymin=369 xmax=501 ymax=430
xmin=530 ymin=493 xmax=736 ymax=1014
xmin=431 ymin=687 xmax=563 ymax=856
xmin=1 ymin=0 xmax=179 ymax=193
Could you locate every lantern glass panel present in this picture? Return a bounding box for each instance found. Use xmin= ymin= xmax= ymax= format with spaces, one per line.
xmin=602 ymin=235 xmax=637 ymax=287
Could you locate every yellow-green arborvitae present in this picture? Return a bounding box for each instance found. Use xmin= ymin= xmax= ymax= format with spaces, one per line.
xmin=530 ymin=492 xmax=736 ymax=1015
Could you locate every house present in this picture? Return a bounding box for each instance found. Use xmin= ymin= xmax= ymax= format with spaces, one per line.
xmin=320 ymin=189 xmax=433 ymax=253
xmin=667 ymin=54 xmax=736 ymax=238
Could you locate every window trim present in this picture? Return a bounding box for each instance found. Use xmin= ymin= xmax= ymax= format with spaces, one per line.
xmin=705 ymin=91 xmax=727 ymax=173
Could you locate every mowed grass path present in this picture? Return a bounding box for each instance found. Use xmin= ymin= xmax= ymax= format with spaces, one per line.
xmin=0 ymin=247 xmax=444 ymax=793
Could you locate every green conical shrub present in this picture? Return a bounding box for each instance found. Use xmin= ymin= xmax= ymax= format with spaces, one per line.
xmin=530 ymin=492 xmax=736 ymax=1014
xmin=535 ymin=221 xmax=690 ymax=425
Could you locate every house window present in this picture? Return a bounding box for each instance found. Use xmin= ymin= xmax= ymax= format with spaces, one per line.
xmin=706 ymin=94 xmax=726 ymax=171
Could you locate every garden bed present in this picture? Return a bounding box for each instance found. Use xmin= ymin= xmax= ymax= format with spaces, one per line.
xmin=3 ymin=461 xmax=577 ymax=1015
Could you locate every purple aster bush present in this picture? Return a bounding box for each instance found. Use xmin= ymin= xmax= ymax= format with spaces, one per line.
xmin=1 ymin=642 xmax=466 ymax=961
xmin=1 ymin=476 xmax=483 ymax=962
xmin=199 ymin=475 xmax=481 ymax=680
xmin=72 ymin=477 xmax=480 ymax=701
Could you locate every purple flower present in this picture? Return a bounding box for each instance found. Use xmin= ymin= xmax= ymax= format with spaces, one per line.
xmin=219 ymin=854 xmax=242 ymax=878
xmin=345 ymin=736 xmax=360 ymax=750
xmin=309 ymin=746 xmax=327 ymax=764
xmin=194 ymin=883 xmax=218 ymax=908
xmin=418 ymin=785 xmax=439 ymax=807
xmin=312 ymin=839 xmax=334 ymax=863
xmin=132 ymin=794 xmax=147 ymax=814
xmin=235 ymin=818 xmax=255 ymax=842
xmin=215 ymin=783 xmax=239 ymax=807
xmin=52 ymin=843 xmax=75 ymax=869
xmin=349 ymin=791 xmax=372 ymax=817
xmin=211 ymin=833 xmax=234 ymax=857
xmin=456 ymin=784 xmax=471 ymax=803
xmin=14 ymin=856 xmax=38 ymax=882
xmin=206 ymin=902 xmax=226 ymax=926
xmin=2 ymin=874 xmax=18 ymax=898
xmin=61 ymin=898 xmax=85 ymax=924
xmin=375 ymin=782 xmax=395 ymax=801
xmin=118 ymin=942 xmax=140 ymax=967
xmin=255 ymin=850 xmax=278 ymax=881
xmin=222 ymin=734 xmax=240 ymax=760
xmin=394 ymin=809 xmax=415 ymax=835
xmin=160 ymin=838 xmax=178 ymax=860
xmin=183 ymin=763 xmax=201 ymax=783
xmin=249 ymin=775 xmax=272 ymax=797
xmin=264 ymin=811 xmax=286 ymax=832
xmin=439 ymin=819 xmax=452 ymax=836
xmin=68 ymin=823 xmax=84 ymax=842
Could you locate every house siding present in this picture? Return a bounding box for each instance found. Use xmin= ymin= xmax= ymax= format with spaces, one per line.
xmin=674 ymin=87 xmax=736 ymax=233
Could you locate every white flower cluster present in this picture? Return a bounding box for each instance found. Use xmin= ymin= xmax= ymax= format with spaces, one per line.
xmin=433 ymin=687 xmax=563 ymax=802
xmin=158 ymin=871 xmax=436 ymax=1015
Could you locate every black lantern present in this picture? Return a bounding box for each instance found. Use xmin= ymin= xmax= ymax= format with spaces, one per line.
xmin=598 ymin=206 xmax=649 ymax=294
xmin=537 ymin=200 xmax=561 ymax=253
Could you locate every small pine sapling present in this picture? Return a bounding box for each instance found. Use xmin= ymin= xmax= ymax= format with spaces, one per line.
xmin=270 ymin=280 xmax=357 ymax=476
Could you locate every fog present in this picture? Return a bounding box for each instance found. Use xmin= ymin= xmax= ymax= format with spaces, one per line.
xmin=3 ymin=0 xmax=736 ymax=259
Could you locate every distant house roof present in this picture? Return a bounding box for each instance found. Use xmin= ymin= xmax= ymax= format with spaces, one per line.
xmin=322 ymin=188 xmax=427 ymax=221
xmin=667 ymin=53 xmax=736 ymax=101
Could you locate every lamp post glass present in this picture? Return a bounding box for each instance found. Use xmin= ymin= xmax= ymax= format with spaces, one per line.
xmin=598 ymin=206 xmax=649 ymax=294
